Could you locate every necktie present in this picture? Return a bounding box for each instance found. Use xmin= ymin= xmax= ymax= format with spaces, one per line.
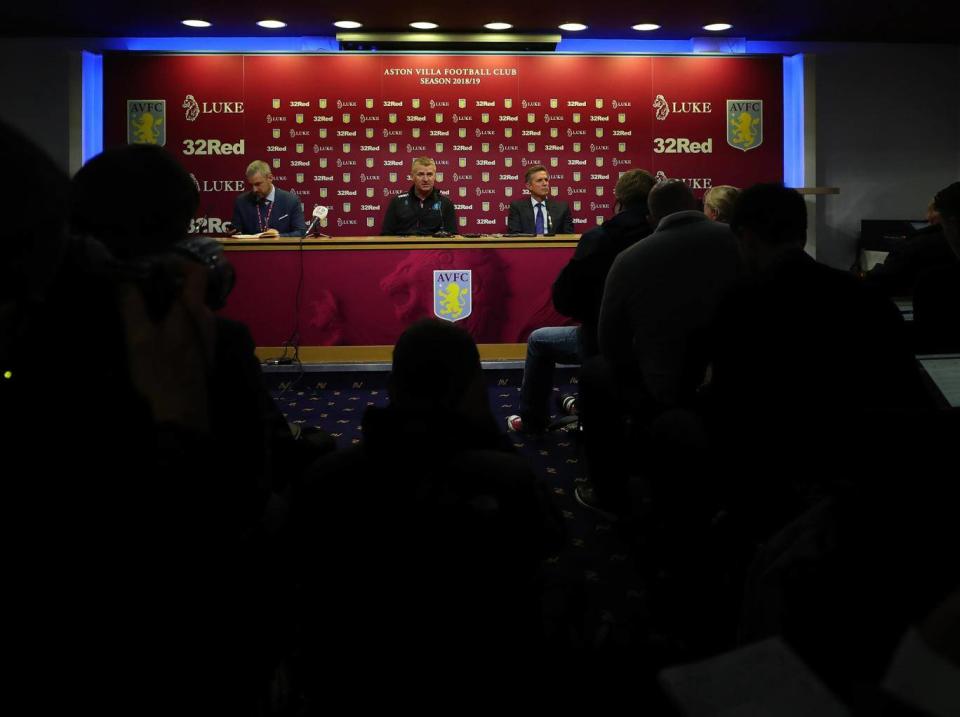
xmin=535 ymin=203 xmax=545 ymax=235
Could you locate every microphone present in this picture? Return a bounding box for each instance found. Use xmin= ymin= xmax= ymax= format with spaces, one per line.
xmin=304 ymin=205 xmax=329 ymax=237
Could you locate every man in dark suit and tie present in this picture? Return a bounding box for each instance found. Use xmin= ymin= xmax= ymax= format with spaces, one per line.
xmin=506 ymin=165 xmax=574 ymax=235
xmin=230 ymin=159 xmax=306 ymax=237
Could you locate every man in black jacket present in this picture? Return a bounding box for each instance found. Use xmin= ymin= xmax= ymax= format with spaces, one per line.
xmin=380 ymin=156 xmax=457 ymax=235
xmin=507 ymin=169 xmax=655 ymax=433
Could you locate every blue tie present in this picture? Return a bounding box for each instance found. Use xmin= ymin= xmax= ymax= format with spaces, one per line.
xmin=535 ymin=202 xmax=545 ymax=235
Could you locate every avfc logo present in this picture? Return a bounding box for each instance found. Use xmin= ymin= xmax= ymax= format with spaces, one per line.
xmin=367 ymin=217 xmax=376 ymax=228
xmin=127 ymin=100 xmax=165 ymax=146
xmin=504 ymin=187 xmax=513 ymax=196
xmin=434 ymin=270 xmax=472 ymax=322
xmin=296 ymin=173 xmax=305 ymax=183
xmin=727 ymin=100 xmax=763 ymax=152
xmin=573 ymin=201 xmax=581 ymax=211
xmin=273 ymin=158 xmax=281 ymax=169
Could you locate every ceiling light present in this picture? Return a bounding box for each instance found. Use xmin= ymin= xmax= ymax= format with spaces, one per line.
xmin=334 ymin=20 xmax=363 ymax=29
xmin=558 ymin=23 xmax=587 ymax=32
xmin=409 ymin=22 xmax=439 ymax=30
xmin=702 ymin=23 xmax=733 ymax=32
xmin=182 ymin=19 xmax=212 ymax=28
xmin=632 ymin=23 xmax=661 ymax=32
xmin=257 ymin=20 xmax=287 ymax=29
xmin=484 ymin=22 xmax=513 ymax=30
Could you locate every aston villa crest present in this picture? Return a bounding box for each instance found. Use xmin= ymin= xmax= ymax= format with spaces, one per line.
xmin=727 ymin=100 xmax=763 ymax=152
xmin=434 ymin=270 xmax=472 ymax=322
xmin=127 ymin=100 xmax=165 ymax=146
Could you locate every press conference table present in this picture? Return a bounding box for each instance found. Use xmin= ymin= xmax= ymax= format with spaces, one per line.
xmin=218 ymin=234 xmax=581 ymax=363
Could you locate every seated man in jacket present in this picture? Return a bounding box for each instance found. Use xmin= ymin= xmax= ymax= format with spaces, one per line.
xmin=506 ymin=164 xmax=574 ymax=235
xmin=506 ymin=169 xmax=655 ymax=433
xmin=230 ymin=159 xmax=306 ymax=237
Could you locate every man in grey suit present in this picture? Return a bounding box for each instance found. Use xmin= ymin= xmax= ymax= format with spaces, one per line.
xmin=506 ymin=165 xmax=574 ymax=235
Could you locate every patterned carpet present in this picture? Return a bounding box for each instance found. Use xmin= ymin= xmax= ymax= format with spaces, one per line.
xmin=264 ymin=366 xmax=654 ymax=652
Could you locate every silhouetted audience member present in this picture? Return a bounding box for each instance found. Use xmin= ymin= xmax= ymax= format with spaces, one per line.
xmin=69 ymin=144 xmax=321 ymax=708
xmin=862 ymin=194 xmax=953 ymax=298
xmin=0 ymin=122 xmax=258 ymax=712
xmin=703 ymin=184 xmax=934 ymax=536
xmin=293 ymin=319 xmax=563 ymax=694
xmin=703 ymin=184 xmax=740 ymax=223
xmin=506 ymin=169 xmax=656 ymax=434
xmin=576 ymin=179 xmax=741 ymax=515
xmin=912 ymin=181 xmax=960 ymax=352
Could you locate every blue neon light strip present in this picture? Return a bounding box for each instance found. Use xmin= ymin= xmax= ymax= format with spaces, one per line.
xmin=114 ymin=36 xmax=339 ymax=53
xmin=782 ymin=54 xmax=805 ymax=187
xmin=81 ymin=51 xmax=103 ymax=164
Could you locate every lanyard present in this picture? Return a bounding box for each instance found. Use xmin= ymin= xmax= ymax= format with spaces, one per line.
xmin=257 ymin=199 xmax=273 ymax=233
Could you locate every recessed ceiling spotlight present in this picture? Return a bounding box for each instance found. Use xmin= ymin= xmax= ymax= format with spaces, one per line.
xmin=182 ymin=19 xmax=212 ymax=28
xmin=558 ymin=23 xmax=587 ymax=32
xmin=410 ymin=21 xmax=439 ymax=30
xmin=632 ymin=23 xmax=661 ymax=32
xmin=334 ymin=20 xmax=363 ymax=29
xmin=257 ymin=20 xmax=287 ymax=29
xmin=702 ymin=23 xmax=733 ymax=32
xmin=484 ymin=22 xmax=513 ymax=30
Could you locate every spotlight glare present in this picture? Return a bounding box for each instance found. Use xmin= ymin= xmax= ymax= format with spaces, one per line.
xmin=702 ymin=23 xmax=733 ymax=32
xmin=257 ymin=20 xmax=288 ymax=29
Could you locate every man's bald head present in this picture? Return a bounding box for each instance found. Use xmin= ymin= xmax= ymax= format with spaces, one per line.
xmin=647 ymin=179 xmax=698 ymax=225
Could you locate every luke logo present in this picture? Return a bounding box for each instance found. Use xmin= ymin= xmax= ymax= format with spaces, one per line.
xmin=653 ymin=94 xmax=669 ymax=121
xmin=434 ymin=270 xmax=472 ymax=322
xmin=727 ymin=100 xmax=763 ymax=151
xmin=183 ymin=94 xmax=200 ymax=122
xmin=127 ymin=100 xmax=165 ymax=146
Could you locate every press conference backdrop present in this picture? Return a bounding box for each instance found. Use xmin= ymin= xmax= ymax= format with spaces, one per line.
xmin=104 ymin=54 xmax=783 ymax=235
